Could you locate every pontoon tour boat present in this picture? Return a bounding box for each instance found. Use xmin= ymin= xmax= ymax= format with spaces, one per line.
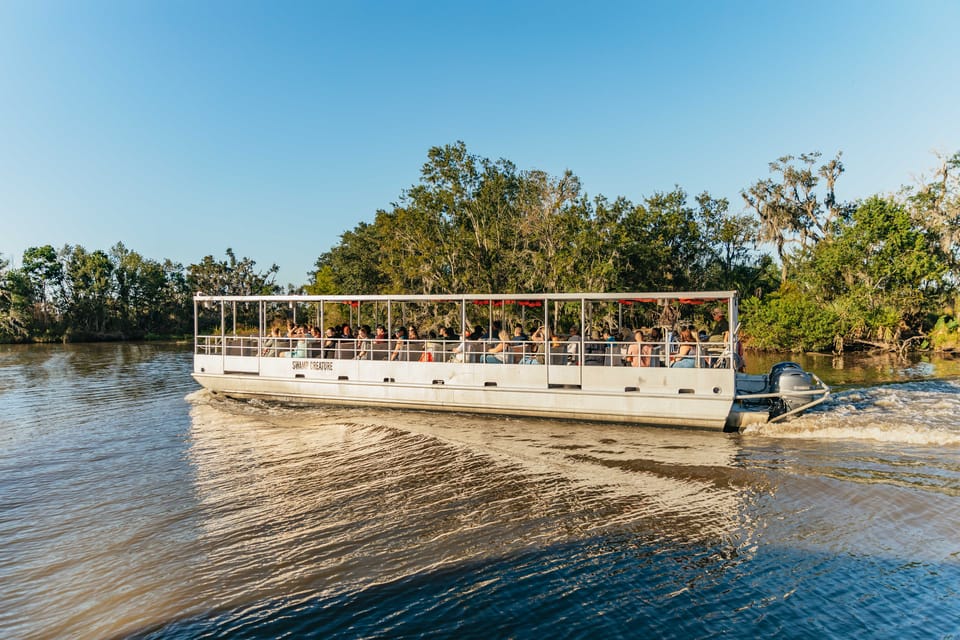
xmin=191 ymin=291 xmax=830 ymax=431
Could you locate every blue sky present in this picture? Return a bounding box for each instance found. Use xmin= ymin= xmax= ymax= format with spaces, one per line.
xmin=2 ymin=0 xmax=958 ymax=286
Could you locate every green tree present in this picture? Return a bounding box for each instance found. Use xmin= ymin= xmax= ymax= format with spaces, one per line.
xmin=741 ymin=151 xmax=846 ymax=281
xmin=22 ymin=245 xmax=63 ymax=307
xmin=309 ymin=222 xmax=388 ymax=295
xmin=513 ymin=169 xmax=588 ymax=293
xmin=696 ymin=193 xmax=775 ymax=294
xmin=740 ymin=287 xmax=841 ymax=352
xmin=0 ymin=254 xmax=36 ymax=341
xmin=747 ymin=196 xmax=952 ymax=351
xmin=187 ymin=248 xmax=279 ymax=297
xmin=62 ymin=245 xmax=115 ymax=334
xmin=620 ymin=187 xmax=706 ymax=290
xmin=902 ymin=151 xmax=960 ymax=324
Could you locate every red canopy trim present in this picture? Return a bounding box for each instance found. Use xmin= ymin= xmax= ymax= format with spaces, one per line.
xmin=472 ymin=299 xmax=543 ymax=308
xmin=678 ymin=298 xmax=706 ymax=305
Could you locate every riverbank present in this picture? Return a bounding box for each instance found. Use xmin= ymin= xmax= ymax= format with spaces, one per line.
xmin=0 ymin=332 xmax=193 ymax=344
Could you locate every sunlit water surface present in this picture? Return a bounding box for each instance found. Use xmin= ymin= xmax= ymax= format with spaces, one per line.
xmin=1 ymin=344 xmax=959 ymax=639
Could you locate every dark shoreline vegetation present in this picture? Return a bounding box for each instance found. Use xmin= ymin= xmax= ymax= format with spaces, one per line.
xmin=2 ymin=143 xmax=959 ymax=353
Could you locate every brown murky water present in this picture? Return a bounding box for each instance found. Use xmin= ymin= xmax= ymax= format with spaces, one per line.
xmin=2 ymin=343 xmax=959 ymax=639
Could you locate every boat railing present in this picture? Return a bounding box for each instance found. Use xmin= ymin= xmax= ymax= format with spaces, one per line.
xmin=196 ymin=335 xmax=728 ymax=369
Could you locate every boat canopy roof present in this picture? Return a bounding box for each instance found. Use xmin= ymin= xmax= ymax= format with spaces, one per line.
xmin=194 ymin=291 xmax=739 ymax=305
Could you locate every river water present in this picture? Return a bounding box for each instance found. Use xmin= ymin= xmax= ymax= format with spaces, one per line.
xmin=1 ymin=343 xmax=959 ymax=639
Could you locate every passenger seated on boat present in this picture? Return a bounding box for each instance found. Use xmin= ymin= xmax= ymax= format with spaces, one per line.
xmin=519 ymin=326 xmax=545 ymax=364
xmin=485 ymin=329 xmax=513 ymax=363
xmin=458 ymin=326 xmax=482 ymax=363
xmin=420 ymin=330 xmax=440 ymax=362
xmin=510 ymin=324 xmax=531 ymax=361
xmin=261 ymin=326 xmax=281 ymax=356
xmin=649 ymin=327 xmax=665 ymax=366
xmin=548 ymin=330 xmax=566 ymax=365
xmin=355 ymin=326 xmax=372 ymax=360
xmin=407 ymin=326 xmax=423 ymax=361
xmin=511 ymin=324 xmax=529 ymax=342
xmin=585 ymin=329 xmax=605 ymax=365
xmin=390 ymin=326 xmax=408 ymax=361
xmin=450 ymin=328 xmax=468 ymax=362
xmin=308 ymin=326 xmax=324 ymax=358
xmin=322 ymin=327 xmax=339 ymax=359
xmin=625 ymin=329 xmax=644 ymax=367
xmin=339 ymin=324 xmax=356 ymax=359
xmin=437 ymin=326 xmax=456 ymax=361
xmin=601 ymin=328 xmax=617 ymax=366
xmin=708 ymin=308 xmax=729 ymax=342
xmin=566 ymin=326 xmax=581 ymax=365
xmin=467 ymin=331 xmax=486 ymax=363
xmin=452 ymin=327 xmax=480 ymax=362
xmin=669 ymin=325 xmax=699 ymax=368
xmin=372 ymin=325 xmax=389 ymax=360
xmin=292 ymin=325 xmax=309 ymax=358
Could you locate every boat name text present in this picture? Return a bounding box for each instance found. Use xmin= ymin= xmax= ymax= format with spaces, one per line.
xmin=292 ymin=360 xmax=333 ymax=371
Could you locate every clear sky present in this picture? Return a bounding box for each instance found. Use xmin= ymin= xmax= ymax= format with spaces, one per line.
xmin=2 ymin=0 xmax=958 ymax=286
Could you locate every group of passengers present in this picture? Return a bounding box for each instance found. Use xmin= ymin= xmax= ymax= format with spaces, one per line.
xmin=259 ymin=308 xmax=731 ymax=369
xmin=622 ymin=307 xmax=729 ymax=368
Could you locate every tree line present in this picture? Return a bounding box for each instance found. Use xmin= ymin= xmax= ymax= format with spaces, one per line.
xmin=309 ymin=142 xmax=959 ymax=353
xmin=0 ymin=245 xmax=280 ymax=342
xmin=2 ymin=142 xmax=958 ymax=351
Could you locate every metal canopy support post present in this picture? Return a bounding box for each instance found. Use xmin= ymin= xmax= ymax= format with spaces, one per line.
xmin=544 ymin=299 xmax=551 ymax=374
xmin=193 ymin=298 xmax=198 ymax=356
xmin=728 ymin=294 xmax=738 ymax=370
xmin=258 ymin=300 xmax=264 ymax=368
xmin=487 ymin=299 xmax=492 ymax=339
xmin=580 ymin=298 xmax=586 ymax=369
xmin=220 ymin=300 xmax=225 ymax=369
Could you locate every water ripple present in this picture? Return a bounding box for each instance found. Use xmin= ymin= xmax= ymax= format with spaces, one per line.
xmin=2 ymin=345 xmax=960 ymax=639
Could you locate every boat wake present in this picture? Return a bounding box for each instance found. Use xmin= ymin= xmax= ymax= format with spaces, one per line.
xmin=743 ymin=379 xmax=960 ymax=445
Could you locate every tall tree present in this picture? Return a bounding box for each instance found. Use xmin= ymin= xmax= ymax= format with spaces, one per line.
xmin=309 ymin=222 xmax=388 ymax=295
xmin=187 ymin=248 xmax=279 ymax=297
xmin=789 ymin=196 xmax=949 ymax=349
xmin=22 ymin=245 xmax=63 ymax=330
xmin=741 ymin=151 xmax=846 ymax=281
xmin=62 ymin=245 xmax=115 ymax=333
xmin=903 ymin=151 xmax=960 ymax=280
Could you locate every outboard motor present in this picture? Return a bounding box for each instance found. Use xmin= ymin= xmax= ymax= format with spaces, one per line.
xmin=768 ymin=362 xmax=814 ymax=420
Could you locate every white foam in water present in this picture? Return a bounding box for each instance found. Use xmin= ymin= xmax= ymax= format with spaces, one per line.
xmin=743 ymin=380 xmax=960 ymax=445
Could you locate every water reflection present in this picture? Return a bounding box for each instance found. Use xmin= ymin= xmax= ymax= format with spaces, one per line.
xmin=182 ymin=392 xmax=764 ymax=615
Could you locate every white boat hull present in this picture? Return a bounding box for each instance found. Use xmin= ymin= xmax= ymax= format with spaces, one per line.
xmin=193 ymin=354 xmax=739 ymax=430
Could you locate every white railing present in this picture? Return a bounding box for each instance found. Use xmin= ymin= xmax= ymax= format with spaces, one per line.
xmin=195 ymin=336 xmax=729 ymax=369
